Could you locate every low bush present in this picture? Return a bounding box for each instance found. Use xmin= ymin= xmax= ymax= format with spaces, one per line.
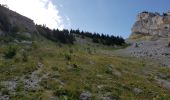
xmin=4 ymin=44 xmax=18 ymax=59
xmin=65 ymin=54 xmax=71 ymax=61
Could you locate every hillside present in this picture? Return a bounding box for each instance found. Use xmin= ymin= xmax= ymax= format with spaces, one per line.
xmin=1 ymin=38 xmax=170 ymax=100
xmin=0 ymin=5 xmax=170 ymax=100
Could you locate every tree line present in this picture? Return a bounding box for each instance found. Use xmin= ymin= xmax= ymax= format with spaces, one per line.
xmin=36 ymin=25 xmax=75 ymax=44
xmin=36 ymin=25 xmax=125 ymax=46
xmin=70 ymin=29 xmax=125 ymax=46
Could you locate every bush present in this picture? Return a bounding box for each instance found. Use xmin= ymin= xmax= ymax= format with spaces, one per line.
xmin=69 ymin=49 xmax=74 ymax=54
xmin=65 ymin=54 xmax=71 ymax=61
xmin=53 ymin=88 xmax=79 ymax=100
xmin=0 ymin=35 xmax=14 ymax=43
xmin=22 ymin=51 xmax=28 ymax=62
xmin=87 ymin=47 xmax=92 ymax=54
xmin=4 ymin=44 xmax=18 ymax=58
xmin=31 ymin=41 xmax=38 ymax=50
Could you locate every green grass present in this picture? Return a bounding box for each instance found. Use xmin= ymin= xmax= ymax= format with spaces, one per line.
xmin=0 ymin=38 xmax=170 ymax=100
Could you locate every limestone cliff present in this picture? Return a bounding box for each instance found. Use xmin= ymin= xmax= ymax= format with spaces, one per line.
xmin=130 ymin=11 xmax=170 ymax=39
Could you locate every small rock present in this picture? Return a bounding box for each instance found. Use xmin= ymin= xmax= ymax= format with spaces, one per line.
xmin=100 ymin=92 xmax=118 ymax=100
xmin=97 ymin=85 xmax=104 ymax=89
xmin=38 ymin=62 xmax=43 ymax=68
xmin=133 ymin=88 xmax=142 ymax=94
xmin=89 ymin=61 xmax=95 ymax=65
xmin=1 ymin=81 xmax=17 ymax=91
xmin=96 ymin=74 xmax=103 ymax=78
xmin=0 ymin=94 xmax=9 ymax=100
xmin=80 ymin=91 xmax=92 ymax=100
xmin=112 ymin=69 xmax=121 ymax=77
xmin=155 ymin=78 xmax=170 ymax=89
xmin=102 ymin=97 xmax=114 ymax=100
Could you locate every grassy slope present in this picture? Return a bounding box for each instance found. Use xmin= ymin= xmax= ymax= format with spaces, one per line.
xmin=0 ymin=38 xmax=170 ymax=100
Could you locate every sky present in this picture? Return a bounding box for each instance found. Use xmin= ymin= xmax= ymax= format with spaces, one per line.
xmin=0 ymin=0 xmax=170 ymax=38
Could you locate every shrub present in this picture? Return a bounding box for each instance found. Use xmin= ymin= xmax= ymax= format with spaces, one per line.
xmin=10 ymin=33 xmax=31 ymax=41
xmin=53 ymin=88 xmax=79 ymax=100
xmin=22 ymin=51 xmax=28 ymax=62
xmin=87 ymin=47 xmax=92 ymax=54
xmin=163 ymin=13 xmax=168 ymax=16
xmin=65 ymin=54 xmax=71 ymax=61
xmin=1 ymin=89 xmax=9 ymax=95
xmin=0 ymin=35 xmax=14 ymax=43
xmin=69 ymin=49 xmax=74 ymax=54
xmin=31 ymin=41 xmax=38 ymax=50
xmin=4 ymin=44 xmax=18 ymax=58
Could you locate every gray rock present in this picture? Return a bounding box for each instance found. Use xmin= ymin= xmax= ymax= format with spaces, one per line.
xmin=100 ymin=92 xmax=117 ymax=100
xmin=131 ymin=12 xmax=170 ymax=38
xmin=102 ymin=97 xmax=114 ymax=100
xmin=155 ymin=78 xmax=170 ymax=90
xmin=115 ymin=38 xmax=170 ymax=66
xmin=37 ymin=62 xmax=44 ymax=68
xmin=1 ymin=81 xmax=17 ymax=91
xmin=80 ymin=91 xmax=92 ymax=100
xmin=0 ymin=5 xmax=37 ymax=36
xmin=133 ymin=88 xmax=143 ymax=94
xmin=0 ymin=95 xmax=9 ymax=100
xmin=24 ymin=63 xmax=47 ymax=90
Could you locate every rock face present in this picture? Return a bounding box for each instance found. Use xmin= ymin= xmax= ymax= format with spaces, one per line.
xmin=115 ymin=11 xmax=170 ymax=67
xmin=0 ymin=5 xmax=37 ymax=34
xmin=131 ymin=11 xmax=170 ymax=38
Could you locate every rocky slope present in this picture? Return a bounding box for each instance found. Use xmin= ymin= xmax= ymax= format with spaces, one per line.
xmin=116 ymin=38 xmax=170 ymax=66
xmin=117 ymin=11 xmax=170 ymax=67
xmin=130 ymin=11 xmax=170 ymax=39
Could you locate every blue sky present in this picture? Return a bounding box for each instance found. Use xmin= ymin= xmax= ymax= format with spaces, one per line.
xmin=0 ymin=0 xmax=170 ymax=38
xmin=53 ymin=0 xmax=170 ymax=38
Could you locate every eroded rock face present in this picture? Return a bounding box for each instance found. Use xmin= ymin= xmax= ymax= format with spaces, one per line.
xmin=131 ymin=12 xmax=170 ymax=37
xmin=0 ymin=5 xmax=37 ymax=34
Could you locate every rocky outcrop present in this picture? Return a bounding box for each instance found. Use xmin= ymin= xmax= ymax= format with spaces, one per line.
xmin=121 ymin=11 xmax=170 ymax=67
xmin=0 ymin=5 xmax=37 ymax=34
xmin=131 ymin=11 xmax=170 ymax=38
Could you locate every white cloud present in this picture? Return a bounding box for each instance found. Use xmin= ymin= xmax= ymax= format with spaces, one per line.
xmin=0 ymin=0 xmax=65 ymax=30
